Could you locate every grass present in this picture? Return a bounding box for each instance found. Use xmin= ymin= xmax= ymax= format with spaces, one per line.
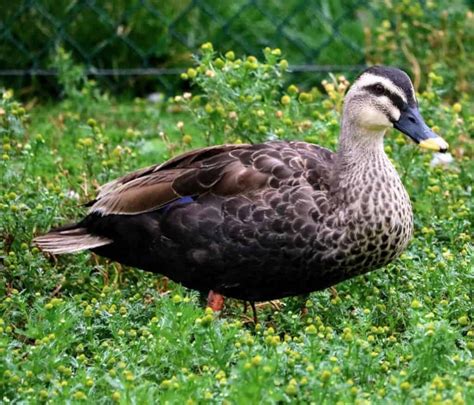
xmin=0 ymin=60 xmax=473 ymax=403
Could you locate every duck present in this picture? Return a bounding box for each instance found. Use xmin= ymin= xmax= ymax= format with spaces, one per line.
xmin=34 ymin=66 xmax=448 ymax=314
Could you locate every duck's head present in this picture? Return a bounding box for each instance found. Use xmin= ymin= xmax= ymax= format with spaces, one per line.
xmin=343 ymin=66 xmax=448 ymax=152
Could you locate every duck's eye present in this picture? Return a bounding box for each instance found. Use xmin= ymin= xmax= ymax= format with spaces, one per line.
xmin=374 ymin=84 xmax=384 ymax=95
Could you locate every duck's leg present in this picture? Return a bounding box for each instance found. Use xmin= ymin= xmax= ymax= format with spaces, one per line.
xmin=250 ymin=301 xmax=258 ymax=324
xmin=207 ymin=290 xmax=225 ymax=312
xmin=240 ymin=301 xmax=256 ymax=325
xmin=242 ymin=300 xmax=284 ymax=324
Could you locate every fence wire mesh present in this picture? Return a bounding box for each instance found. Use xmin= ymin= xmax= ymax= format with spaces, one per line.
xmin=0 ymin=0 xmax=415 ymax=93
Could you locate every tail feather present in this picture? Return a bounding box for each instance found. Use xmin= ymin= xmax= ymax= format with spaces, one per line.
xmin=34 ymin=227 xmax=112 ymax=254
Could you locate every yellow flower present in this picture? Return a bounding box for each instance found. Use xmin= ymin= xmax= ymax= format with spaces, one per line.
xmin=2 ymin=89 xmax=13 ymax=100
xmin=279 ymin=59 xmax=289 ymax=70
xmin=285 ymin=379 xmax=298 ymax=395
xmin=281 ymin=95 xmax=291 ymax=105
xmin=400 ymin=381 xmax=411 ymax=391
xmin=225 ymin=51 xmax=235 ymax=61
xmin=299 ymin=92 xmax=313 ymax=103
xmin=73 ymin=391 xmax=87 ymax=400
xmin=214 ymin=58 xmax=225 ymax=69
xmin=320 ymin=370 xmax=331 ymax=382
xmin=458 ymin=316 xmax=469 ymax=326
xmin=172 ymin=294 xmax=182 ymax=303
xmin=182 ymin=135 xmax=193 ymax=145
xmin=271 ymin=48 xmax=281 ymax=56
xmin=124 ymin=370 xmax=135 ymax=381
xmin=251 ymin=355 xmax=262 ymax=366
xmin=287 ymin=84 xmax=299 ymax=94
xmin=452 ymin=103 xmax=462 ymax=113
xmin=411 ymin=299 xmax=422 ymax=309
xmin=201 ymin=42 xmax=213 ymax=52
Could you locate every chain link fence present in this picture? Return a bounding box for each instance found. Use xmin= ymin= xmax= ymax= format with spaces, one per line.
xmin=0 ymin=0 xmax=406 ymax=94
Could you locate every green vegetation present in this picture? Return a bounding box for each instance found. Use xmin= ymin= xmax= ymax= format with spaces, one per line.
xmin=1 ymin=0 xmax=472 ymax=95
xmin=366 ymin=1 xmax=473 ymax=95
xmin=0 ymin=46 xmax=473 ymax=403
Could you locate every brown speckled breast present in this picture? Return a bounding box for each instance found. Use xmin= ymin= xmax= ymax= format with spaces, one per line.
xmin=311 ymin=150 xmax=413 ymax=281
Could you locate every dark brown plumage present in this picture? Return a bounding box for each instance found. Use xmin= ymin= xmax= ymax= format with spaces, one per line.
xmin=34 ymin=66 xmax=448 ymax=304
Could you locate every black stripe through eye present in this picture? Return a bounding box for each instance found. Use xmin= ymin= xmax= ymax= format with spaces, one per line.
xmin=363 ymin=84 xmax=406 ymax=111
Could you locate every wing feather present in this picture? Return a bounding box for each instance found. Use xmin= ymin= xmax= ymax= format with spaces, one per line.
xmin=88 ymin=141 xmax=335 ymax=216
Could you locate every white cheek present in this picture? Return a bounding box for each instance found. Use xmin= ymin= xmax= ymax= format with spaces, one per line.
xmin=357 ymin=105 xmax=392 ymax=129
xmin=391 ymin=107 xmax=401 ymax=122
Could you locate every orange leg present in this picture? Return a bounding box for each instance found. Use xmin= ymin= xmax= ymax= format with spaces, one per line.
xmin=207 ymin=290 xmax=225 ymax=312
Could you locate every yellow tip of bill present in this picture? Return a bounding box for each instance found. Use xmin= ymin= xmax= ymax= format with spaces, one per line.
xmin=419 ymin=137 xmax=449 ymax=152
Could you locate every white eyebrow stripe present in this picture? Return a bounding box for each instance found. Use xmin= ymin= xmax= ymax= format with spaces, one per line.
xmin=353 ymin=73 xmax=408 ymax=103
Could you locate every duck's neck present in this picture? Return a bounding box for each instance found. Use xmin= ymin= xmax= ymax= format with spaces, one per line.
xmin=337 ymin=118 xmax=386 ymax=162
xmin=332 ymin=118 xmax=396 ymax=202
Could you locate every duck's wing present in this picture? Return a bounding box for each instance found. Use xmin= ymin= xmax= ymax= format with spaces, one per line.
xmin=89 ymin=143 xmax=256 ymax=215
xmin=88 ymin=141 xmax=336 ymax=216
xmin=288 ymin=141 xmax=335 ymax=189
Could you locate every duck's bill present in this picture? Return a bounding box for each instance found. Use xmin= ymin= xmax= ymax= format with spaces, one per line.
xmin=394 ymin=106 xmax=449 ymax=152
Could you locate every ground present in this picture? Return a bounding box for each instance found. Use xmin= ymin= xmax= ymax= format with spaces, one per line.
xmin=0 ymin=82 xmax=472 ymax=403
